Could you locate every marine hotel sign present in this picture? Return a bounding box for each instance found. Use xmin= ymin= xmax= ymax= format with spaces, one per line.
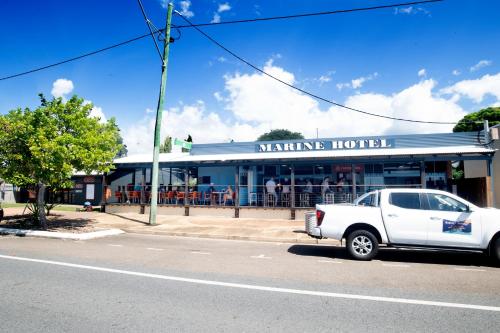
xmin=256 ymin=138 xmax=394 ymax=153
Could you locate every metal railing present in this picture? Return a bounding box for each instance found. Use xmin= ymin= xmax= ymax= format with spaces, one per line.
xmin=104 ymin=183 xmax=422 ymax=208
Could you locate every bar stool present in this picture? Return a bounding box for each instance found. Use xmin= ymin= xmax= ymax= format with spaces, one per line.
xmin=265 ymin=193 xmax=276 ymax=207
xmin=281 ymin=193 xmax=290 ymax=207
xmin=299 ymin=193 xmax=309 ymax=207
xmin=324 ymin=193 xmax=334 ymax=204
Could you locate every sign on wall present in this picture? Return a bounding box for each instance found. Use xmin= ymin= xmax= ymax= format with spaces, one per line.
xmin=256 ymin=138 xmax=395 ymax=153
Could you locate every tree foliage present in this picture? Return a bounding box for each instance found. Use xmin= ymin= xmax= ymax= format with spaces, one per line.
xmin=160 ymin=136 xmax=172 ymax=153
xmin=453 ymin=107 xmax=500 ymax=132
xmin=0 ymin=95 xmax=122 ymax=228
xmin=257 ymin=129 xmax=304 ymax=141
xmin=115 ymin=131 xmax=128 ymax=158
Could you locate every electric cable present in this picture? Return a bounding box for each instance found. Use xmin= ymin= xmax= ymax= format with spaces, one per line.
xmin=0 ymin=0 xmax=441 ymax=82
xmin=174 ymin=0 xmax=443 ymax=29
xmin=0 ymin=32 xmax=153 ymax=81
xmin=137 ymin=0 xmax=163 ymax=60
xmin=174 ymin=10 xmax=459 ymax=125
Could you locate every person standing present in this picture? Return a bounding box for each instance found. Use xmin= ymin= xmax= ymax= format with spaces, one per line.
xmin=265 ymin=177 xmax=278 ymax=205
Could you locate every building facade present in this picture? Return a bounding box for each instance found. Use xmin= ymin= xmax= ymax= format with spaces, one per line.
xmin=103 ymin=131 xmax=497 ymax=219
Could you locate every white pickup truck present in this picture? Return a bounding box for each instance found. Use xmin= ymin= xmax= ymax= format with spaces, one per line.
xmin=306 ymin=188 xmax=500 ymax=262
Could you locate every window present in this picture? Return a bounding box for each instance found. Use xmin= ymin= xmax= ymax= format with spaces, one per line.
xmin=425 ymin=193 xmax=468 ymax=212
xmin=356 ymin=193 xmax=377 ymax=207
xmin=389 ymin=193 xmax=421 ymax=210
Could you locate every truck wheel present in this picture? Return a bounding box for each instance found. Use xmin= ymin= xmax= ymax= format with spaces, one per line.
xmin=346 ymin=230 xmax=379 ymax=261
xmin=492 ymin=237 xmax=500 ymax=263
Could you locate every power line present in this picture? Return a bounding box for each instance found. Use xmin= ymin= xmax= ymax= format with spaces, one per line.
xmin=174 ymin=0 xmax=444 ymax=29
xmin=137 ymin=0 xmax=163 ymax=60
xmin=174 ymin=10 xmax=458 ymax=125
xmin=0 ymin=32 xmax=155 ymax=81
xmin=0 ymin=0 xmax=442 ymax=82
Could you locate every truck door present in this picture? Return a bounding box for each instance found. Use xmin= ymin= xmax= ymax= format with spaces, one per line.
xmin=423 ymin=193 xmax=481 ymax=248
xmin=382 ymin=192 xmax=428 ymax=244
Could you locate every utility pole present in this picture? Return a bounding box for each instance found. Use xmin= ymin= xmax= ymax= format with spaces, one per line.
xmin=149 ymin=2 xmax=173 ymax=225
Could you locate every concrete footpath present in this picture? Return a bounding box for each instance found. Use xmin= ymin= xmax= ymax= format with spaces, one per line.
xmin=0 ymin=207 xmax=337 ymax=244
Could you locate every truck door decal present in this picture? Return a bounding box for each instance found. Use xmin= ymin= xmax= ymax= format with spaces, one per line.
xmin=442 ymin=219 xmax=472 ymax=234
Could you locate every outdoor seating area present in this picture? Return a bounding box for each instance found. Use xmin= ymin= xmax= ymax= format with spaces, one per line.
xmin=107 ymin=183 xmax=362 ymax=208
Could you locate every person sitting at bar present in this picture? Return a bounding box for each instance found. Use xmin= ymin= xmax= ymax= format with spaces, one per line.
xmin=223 ymin=185 xmax=234 ymax=205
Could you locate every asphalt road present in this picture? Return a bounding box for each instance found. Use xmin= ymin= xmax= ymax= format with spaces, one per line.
xmin=0 ymin=233 xmax=499 ymax=332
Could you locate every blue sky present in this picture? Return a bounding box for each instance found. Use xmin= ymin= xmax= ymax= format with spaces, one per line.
xmin=1 ymin=0 xmax=499 ymax=153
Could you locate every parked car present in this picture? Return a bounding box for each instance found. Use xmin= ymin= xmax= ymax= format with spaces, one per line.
xmin=306 ymin=188 xmax=500 ymax=262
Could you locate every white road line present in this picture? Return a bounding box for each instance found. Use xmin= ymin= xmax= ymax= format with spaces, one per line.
xmin=107 ymin=244 xmax=123 ymax=247
xmin=317 ymin=260 xmax=343 ymax=264
xmin=251 ymin=254 xmax=272 ymax=259
xmin=454 ymin=268 xmax=486 ymax=272
xmin=382 ymin=263 xmax=411 ymax=268
xmin=146 ymin=248 xmax=164 ymax=251
xmin=0 ymin=254 xmax=498 ymax=312
xmin=190 ymin=251 xmax=211 ymax=255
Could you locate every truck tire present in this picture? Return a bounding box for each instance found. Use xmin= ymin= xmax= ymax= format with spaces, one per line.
xmin=492 ymin=237 xmax=500 ymax=263
xmin=346 ymin=230 xmax=379 ymax=261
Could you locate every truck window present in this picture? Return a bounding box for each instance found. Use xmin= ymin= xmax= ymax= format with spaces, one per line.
xmin=356 ymin=193 xmax=376 ymax=207
xmin=425 ymin=193 xmax=468 ymax=212
xmin=389 ymin=193 xmax=421 ymax=210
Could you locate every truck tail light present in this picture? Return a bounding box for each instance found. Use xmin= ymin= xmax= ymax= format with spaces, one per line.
xmin=316 ymin=209 xmax=325 ymax=226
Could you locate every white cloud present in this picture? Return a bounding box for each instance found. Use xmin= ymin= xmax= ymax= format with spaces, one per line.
xmin=51 ymin=78 xmax=74 ymax=98
xmin=89 ymin=106 xmax=107 ymax=123
xmin=83 ymin=100 xmax=107 ymax=123
xmin=213 ymin=91 xmax=224 ymax=102
xmin=394 ymin=6 xmax=430 ymax=16
xmin=218 ymin=2 xmax=231 ymax=13
xmin=441 ymin=73 xmax=500 ymax=103
xmin=336 ymin=82 xmax=351 ymax=91
xmin=211 ymin=13 xmax=221 ymax=23
xmin=124 ymin=61 xmax=492 ymax=154
xmin=418 ymin=68 xmax=426 ymax=77
xmin=452 ymin=69 xmax=461 ymax=76
xmin=470 ymin=60 xmax=492 ymax=72
xmin=315 ymin=70 xmax=335 ymax=86
xmin=177 ymin=0 xmax=194 ymax=18
xmin=217 ymin=56 xmax=227 ymax=63
xmin=351 ymin=72 xmax=378 ymax=89
xmin=146 ymin=108 xmax=155 ymax=114
xmin=123 ymin=102 xmax=260 ymax=154
xmin=395 ymin=6 xmax=415 ymax=14
xmin=318 ymin=75 xmax=331 ymax=84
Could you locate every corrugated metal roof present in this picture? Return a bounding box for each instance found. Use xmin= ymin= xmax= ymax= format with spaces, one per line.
xmin=114 ymin=145 xmax=494 ymax=165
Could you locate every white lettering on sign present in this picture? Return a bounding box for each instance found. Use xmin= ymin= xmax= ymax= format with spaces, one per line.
xmin=315 ymin=141 xmax=325 ymax=150
xmin=256 ymin=138 xmax=393 ymax=152
xmin=258 ymin=144 xmax=272 ymax=152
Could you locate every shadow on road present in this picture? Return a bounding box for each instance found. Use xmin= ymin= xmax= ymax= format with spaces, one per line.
xmin=287 ymin=244 xmax=499 ymax=268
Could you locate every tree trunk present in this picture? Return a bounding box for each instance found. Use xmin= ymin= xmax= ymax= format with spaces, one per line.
xmin=37 ymin=182 xmax=47 ymax=230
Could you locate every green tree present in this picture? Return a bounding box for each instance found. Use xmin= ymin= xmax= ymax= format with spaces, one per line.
xmin=0 ymin=95 xmax=121 ymax=229
xmin=257 ymin=129 xmax=304 ymax=141
xmin=159 ymin=136 xmax=172 ymax=153
xmin=115 ymin=130 xmax=128 ymax=158
xmin=453 ymin=107 xmax=500 ymax=132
